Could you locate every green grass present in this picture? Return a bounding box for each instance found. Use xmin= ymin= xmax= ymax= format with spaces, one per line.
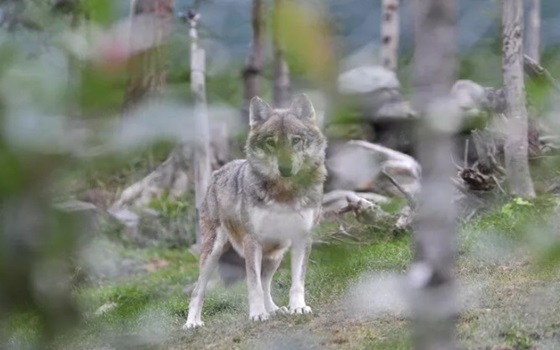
xmin=5 ymin=196 xmax=560 ymax=349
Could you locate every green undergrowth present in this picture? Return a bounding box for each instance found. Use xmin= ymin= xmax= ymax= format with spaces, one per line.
xmin=5 ymin=195 xmax=560 ymax=349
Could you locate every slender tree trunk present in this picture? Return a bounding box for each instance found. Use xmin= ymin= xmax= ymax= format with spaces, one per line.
xmin=526 ymin=0 xmax=540 ymax=63
xmin=241 ymin=0 xmax=265 ymax=122
xmin=502 ymin=0 xmax=535 ymax=198
xmin=112 ymin=0 xmax=193 ymax=210
xmin=409 ymin=1 xmax=458 ymax=349
xmin=122 ymin=0 xmax=173 ymax=115
xmin=380 ymin=0 xmax=400 ymax=71
xmin=272 ymin=0 xmax=291 ymax=108
xmin=189 ymin=12 xmax=211 ymax=249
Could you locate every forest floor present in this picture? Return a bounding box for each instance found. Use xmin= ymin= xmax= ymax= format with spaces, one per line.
xmin=7 ymin=196 xmax=560 ymax=350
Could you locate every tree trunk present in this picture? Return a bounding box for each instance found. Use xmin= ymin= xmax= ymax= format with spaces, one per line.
xmin=380 ymin=0 xmax=399 ymax=71
xmin=112 ymin=0 xmax=194 ymax=210
xmin=241 ymin=0 xmax=265 ymax=122
xmin=409 ymin=1 xmax=458 ymax=349
xmin=502 ymin=0 xmax=535 ymax=198
xmin=122 ymin=0 xmax=173 ymax=115
xmin=526 ymin=0 xmax=540 ymax=63
xmin=272 ymin=0 xmax=291 ymax=108
xmin=189 ymin=12 xmax=211 ymax=249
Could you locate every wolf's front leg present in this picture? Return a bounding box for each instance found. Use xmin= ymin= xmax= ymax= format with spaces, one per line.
xmin=262 ymin=257 xmax=288 ymax=314
xmin=289 ymin=236 xmax=312 ymax=314
xmin=244 ymin=236 xmax=269 ymax=321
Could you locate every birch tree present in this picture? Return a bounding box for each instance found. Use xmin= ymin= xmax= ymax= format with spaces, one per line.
xmin=409 ymin=0 xmax=459 ymax=349
xmin=272 ymin=0 xmax=291 ymax=108
xmin=241 ymin=0 xmax=265 ymax=122
xmin=189 ymin=11 xmax=211 ymax=248
xmin=502 ymin=0 xmax=536 ymax=198
xmin=380 ymin=0 xmax=399 ymax=71
xmin=527 ymin=0 xmax=541 ymax=63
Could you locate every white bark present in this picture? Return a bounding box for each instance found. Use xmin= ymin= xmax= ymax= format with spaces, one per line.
xmin=189 ymin=13 xmax=211 ymax=248
xmin=502 ymin=0 xmax=535 ymax=198
xmin=380 ymin=0 xmax=400 ymax=71
xmin=410 ymin=0 xmax=458 ymax=349
xmin=322 ymin=190 xmax=390 ymax=212
xmin=527 ymin=0 xmax=541 ymax=63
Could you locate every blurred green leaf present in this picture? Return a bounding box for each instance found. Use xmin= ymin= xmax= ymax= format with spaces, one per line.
xmin=82 ymin=0 xmax=113 ymax=26
xmin=79 ymin=63 xmax=126 ymax=114
xmin=272 ymin=1 xmax=336 ymax=89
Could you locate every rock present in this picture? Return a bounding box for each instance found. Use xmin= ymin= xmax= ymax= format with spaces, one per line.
xmin=326 ymin=140 xmax=421 ymax=198
xmin=94 ymin=302 xmax=118 ymax=316
xmin=337 ymin=65 xmax=400 ymax=94
xmin=53 ymin=200 xmax=102 ymax=234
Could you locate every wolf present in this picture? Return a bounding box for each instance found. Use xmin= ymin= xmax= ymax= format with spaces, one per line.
xmin=183 ymin=94 xmax=327 ymax=328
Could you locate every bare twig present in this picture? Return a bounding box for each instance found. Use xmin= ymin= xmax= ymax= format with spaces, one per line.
xmin=382 ymin=169 xmax=416 ymax=209
xmin=523 ymin=54 xmax=560 ymax=93
xmin=464 ymin=138 xmax=469 ymax=168
xmin=451 ymin=155 xmax=463 ymax=171
xmin=491 ymin=175 xmax=506 ymax=193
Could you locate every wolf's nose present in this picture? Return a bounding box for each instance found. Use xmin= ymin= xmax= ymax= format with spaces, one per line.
xmin=279 ymin=165 xmax=292 ymax=177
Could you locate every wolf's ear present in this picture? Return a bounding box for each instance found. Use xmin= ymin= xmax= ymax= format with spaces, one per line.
xmin=249 ymin=96 xmax=272 ymax=128
xmin=290 ymin=94 xmax=315 ymax=123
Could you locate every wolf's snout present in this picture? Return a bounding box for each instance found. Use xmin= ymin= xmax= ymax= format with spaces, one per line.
xmin=278 ymin=149 xmax=293 ymax=177
xmin=278 ymin=164 xmax=292 ymax=177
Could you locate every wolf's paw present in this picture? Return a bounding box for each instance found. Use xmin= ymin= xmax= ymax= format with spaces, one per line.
xmin=182 ymin=320 xmax=204 ymax=329
xmin=249 ymin=312 xmax=270 ymax=322
xmin=289 ymin=306 xmax=312 ymax=315
xmin=273 ymin=306 xmax=289 ymax=315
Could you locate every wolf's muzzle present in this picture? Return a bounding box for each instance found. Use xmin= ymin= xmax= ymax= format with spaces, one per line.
xmin=279 ymin=165 xmax=292 ymax=177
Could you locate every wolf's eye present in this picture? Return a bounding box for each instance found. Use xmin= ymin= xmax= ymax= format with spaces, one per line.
xmin=292 ymin=136 xmax=302 ymax=146
xmin=265 ymin=138 xmax=275 ymax=147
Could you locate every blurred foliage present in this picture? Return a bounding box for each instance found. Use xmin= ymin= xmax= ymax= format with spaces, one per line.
xmin=0 ymin=0 xmax=140 ymax=346
xmin=272 ymin=1 xmax=336 ymax=92
xmin=500 ymin=327 xmax=535 ymax=350
xmin=149 ymin=193 xmax=193 ymax=220
xmin=464 ymin=195 xmax=556 ymax=240
xmin=1 ymin=0 xmax=560 ymax=349
xmin=82 ymin=0 xmax=114 ymax=26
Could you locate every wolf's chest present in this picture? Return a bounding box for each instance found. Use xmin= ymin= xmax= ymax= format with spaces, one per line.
xmin=249 ymin=205 xmax=315 ymax=241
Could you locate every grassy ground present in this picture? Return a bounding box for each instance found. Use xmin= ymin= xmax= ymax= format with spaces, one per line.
xmin=5 ymin=196 xmax=560 ymax=350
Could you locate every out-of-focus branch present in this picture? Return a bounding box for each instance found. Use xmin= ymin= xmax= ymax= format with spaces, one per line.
xmin=523 ymin=54 xmax=560 ymax=93
xmin=409 ymin=0 xmax=459 ymax=349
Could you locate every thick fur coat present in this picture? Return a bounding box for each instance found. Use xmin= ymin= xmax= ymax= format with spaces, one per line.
xmin=184 ymin=94 xmax=327 ymax=328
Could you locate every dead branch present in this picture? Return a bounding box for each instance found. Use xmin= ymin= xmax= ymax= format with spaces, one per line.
xmin=381 ymin=169 xmax=416 ymax=209
xmin=322 ymin=190 xmax=389 ymax=213
xmin=523 ymin=54 xmax=560 ymax=93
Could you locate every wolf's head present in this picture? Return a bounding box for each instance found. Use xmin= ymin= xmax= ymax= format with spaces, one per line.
xmin=245 ymin=94 xmax=327 ymax=181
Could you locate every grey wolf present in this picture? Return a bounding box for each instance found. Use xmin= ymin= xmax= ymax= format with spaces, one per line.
xmin=183 ymin=94 xmax=327 ymax=328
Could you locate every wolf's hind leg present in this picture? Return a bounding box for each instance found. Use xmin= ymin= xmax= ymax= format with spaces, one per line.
xmin=261 ymin=257 xmax=287 ymax=314
xmin=183 ymin=226 xmax=227 ymax=329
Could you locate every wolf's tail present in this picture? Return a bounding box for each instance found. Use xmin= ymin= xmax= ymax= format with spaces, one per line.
xmin=217 ymin=246 xmax=246 ymax=287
